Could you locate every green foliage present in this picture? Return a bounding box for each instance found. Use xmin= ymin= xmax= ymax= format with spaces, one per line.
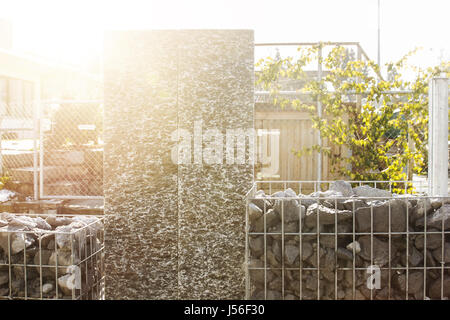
xmin=256 ymin=43 xmax=449 ymax=191
xmin=0 ymin=175 xmax=12 ymax=190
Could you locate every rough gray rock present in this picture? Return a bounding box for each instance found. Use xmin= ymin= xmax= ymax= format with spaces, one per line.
xmin=305 ymin=203 xmax=352 ymax=228
xmin=309 ymin=190 xmax=343 ymax=198
xmin=400 ymin=245 xmax=423 ymax=267
xmin=248 ymin=203 xmax=263 ymax=224
xmin=0 ymin=219 xmax=7 ymax=228
xmin=319 ymin=235 xmax=338 ymax=248
xmin=45 ymin=216 xmax=73 ymax=228
xmin=356 ymin=199 xmax=408 ymax=233
xmin=253 ymin=209 xmax=280 ymax=232
xmin=353 ymin=185 xmax=392 ymax=198
xmin=329 ymin=180 xmax=354 ymax=197
xmin=249 ymin=236 xmax=264 ymax=257
xmin=431 ymin=200 xmax=443 ymax=210
xmin=296 ymin=194 xmax=316 ymax=208
xmin=342 ymin=198 xmax=367 ymax=211
xmin=4 ymin=214 xmax=37 ymax=229
xmin=0 ymin=287 xmax=8 ymax=296
xmin=284 ymin=244 xmax=299 ymax=265
xmin=346 ymin=241 xmax=361 ymax=254
xmin=249 ymin=269 xmax=275 ymax=285
xmin=413 ymin=198 xmax=432 ymax=216
xmin=271 ymin=188 xmax=306 ymax=224
xmin=301 ymin=242 xmax=313 ymax=260
xmin=416 ymin=204 xmax=450 ymax=231
xmin=248 ymin=258 xmax=263 ymax=269
xmin=284 ymin=221 xmax=299 ymax=233
xmin=321 ymin=199 xmax=346 ymax=210
xmin=336 ymin=247 xmax=354 ymax=261
xmin=432 ymin=243 xmax=450 ymax=264
xmin=250 ymin=191 xmax=273 ymax=213
xmin=287 ymin=204 xmax=306 ymax=223
xmin=0 ymin=272 xmax=8 ymax=286
xmin=428 ymin=276 xmax=450 ymax=299
xmin=0 ymin=226 xmax=35 ymax=255
xmin=42 ymin=283 xmax=54 ymax=294
xmin=414 ymin=232 xmax=443 ymax=250
xmin=57 ymin=272 xmax=77 ymax=296
xmin=266 ymin=290 xmax=282 ymax=300
xmin=358 ymin=236 xmax=395 ymax=266
xmin=393 ymin=272 xmax=424 ymax=296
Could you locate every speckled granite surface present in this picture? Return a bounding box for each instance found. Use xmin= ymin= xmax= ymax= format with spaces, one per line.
xmin=104 ymin=30 xmax=254 ymax=299
xmin=177 ymin=31 xmax=254 ymax=299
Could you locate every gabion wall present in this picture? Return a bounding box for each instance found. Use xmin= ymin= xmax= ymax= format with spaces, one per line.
xmin=246 ymin=181 xmax=450 ymax=300
xmin=0 ymin=213 xmax=104 ymax=299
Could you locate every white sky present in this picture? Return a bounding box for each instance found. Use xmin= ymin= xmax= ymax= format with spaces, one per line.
xmin=0 ymin=0 xmax=448 ymax=73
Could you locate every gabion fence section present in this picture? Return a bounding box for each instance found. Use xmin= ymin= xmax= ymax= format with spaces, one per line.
xmin=0 ymin=213 xmax=104 ymax=300
xmin=245 ymin=180 xmax=450 ymax=300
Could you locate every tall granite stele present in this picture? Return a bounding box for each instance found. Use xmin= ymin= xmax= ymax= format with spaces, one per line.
xmin=104 ymin=30 xmax=254 ymax=299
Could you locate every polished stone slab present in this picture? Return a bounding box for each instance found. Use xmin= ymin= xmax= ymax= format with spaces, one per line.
xmin=104 ymin=31 xmax=179 ymax=299
xmin=177 ymin=30 xmax=254 ymax=299
xmin=104 ymin=30 xmax=254 ymax=299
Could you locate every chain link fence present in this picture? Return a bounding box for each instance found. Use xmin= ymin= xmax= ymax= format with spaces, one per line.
xmin=0 ymin=101 xmax=103 ymax=200
xmin=0 ymin=102 xmax=38 ymax=198
xmin=39 ymin=101 xmax=103 ymax=199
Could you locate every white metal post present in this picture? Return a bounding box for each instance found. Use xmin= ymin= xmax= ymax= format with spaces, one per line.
xmin=39 ymin=101 xmax=44 ymax=199
xmin=33 ymin=100 xmax=39 ymax=200
xmin=317 ymin=45 xmax=322 ymax=187
xmin=428 ymin=74 xmax=448 ymax=196
xmin=377 ymin=0 xmax=381 ymax=68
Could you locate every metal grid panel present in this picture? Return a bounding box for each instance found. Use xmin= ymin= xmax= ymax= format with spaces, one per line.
xmin=0 ymin=213 xmax=104 ymax=300
xmin=246 ymin=180 xmax=450 ymax=300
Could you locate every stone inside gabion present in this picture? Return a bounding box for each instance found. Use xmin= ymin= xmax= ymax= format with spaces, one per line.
xmin=247 ymin=181 xmax=450 ymax=300
xmin=0 ymin=213 xmax=104 ymax=300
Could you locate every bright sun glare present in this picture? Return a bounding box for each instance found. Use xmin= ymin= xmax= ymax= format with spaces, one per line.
xmin=0 ymin=0 xmax=448 ymax=71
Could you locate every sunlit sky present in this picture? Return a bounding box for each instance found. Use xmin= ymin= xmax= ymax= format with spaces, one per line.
xmin=0 ymin=0 xmax=448 ymax=74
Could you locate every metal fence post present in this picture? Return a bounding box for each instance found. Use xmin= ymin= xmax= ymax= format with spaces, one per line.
xmin=39 ymin=100 xmax=44 ymax=199
xmin=33 ymin=100 xmax=39 ymax=200
xmin=428 ymin=73 xmax=448 ymax=196
xmin=317 ymin=45 xmax=322 ymax=186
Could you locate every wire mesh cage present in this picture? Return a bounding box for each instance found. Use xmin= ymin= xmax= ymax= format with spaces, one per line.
xmin=245 ymin=180 xmax=450 ymax=300
xmin=0 ymin=213 xmax=104 ymax=300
